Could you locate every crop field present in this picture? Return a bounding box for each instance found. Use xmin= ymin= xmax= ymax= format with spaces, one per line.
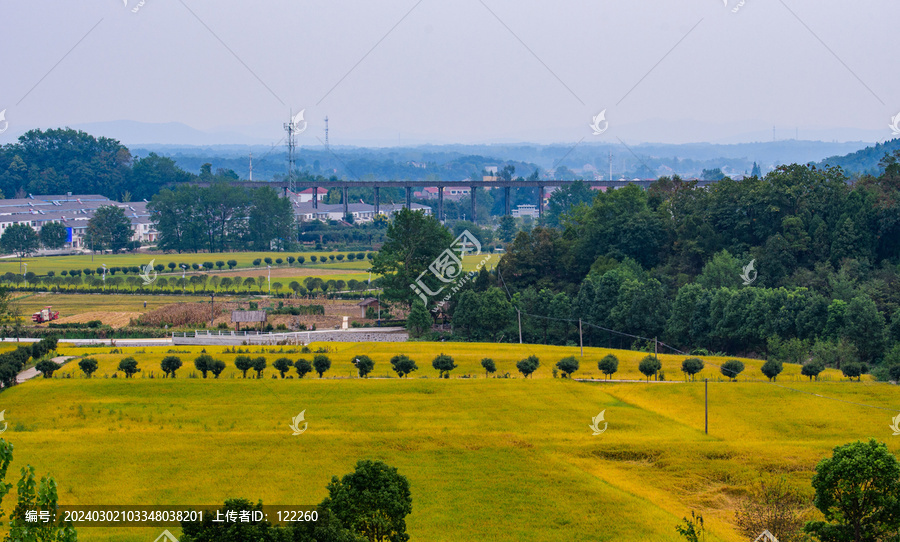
xmin=0 ymin=342 xmax=891 ymax=541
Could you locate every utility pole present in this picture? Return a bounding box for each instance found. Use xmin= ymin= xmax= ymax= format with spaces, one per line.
xmin=210 ymin=293 xmax=215 ymax=327
xmin=517 ymin=309 xmax=523 ymax=344
xmin=704 ymin=378 xmax=709 ymax=435
xmin=579 ymin=319 xmax=583 ymax=357
xmin=654 ymin=337 xmax=658 ymax=358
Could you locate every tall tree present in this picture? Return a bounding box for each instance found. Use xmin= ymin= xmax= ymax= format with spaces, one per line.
xmin=85 ymin=205 xmax=134 ymax=253
xmin=370 ymin=209 xmax=453 ymax=306
xmin=0 ymin=223 xmax=40 ymax=257
xmin=39 ymin=221 xmax=68 ymax=249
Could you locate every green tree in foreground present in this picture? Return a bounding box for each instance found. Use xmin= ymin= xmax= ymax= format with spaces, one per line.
xmin=35 ymin=360 xmax=60 ymax=378
xmin=481 ymin=358 xmax=496 ymax=378
xmin=78 ymin=357 xmax=98 ymax=378
xmin=252 ymin=357 xmax=267 ymax=378
xmin=805 ymin=439 xmax=900 ymax=542
xmin=353 ymin=355 xmax=374 ymax=378
xmin=313 ymin=354 xmax=331 ymax=378
xmin=720 ymin=359 xmax=744 ymax=381
xmin=841 ymin=362 xmax=864 ymax=382
xmin=322 ymin=459 xmax=413 ymax=542
xmin=431 ymin=353 xmax=456 ymax=378
xmin=598 ymin=354 xmax=619 ymax=380
xmin=0 ymin=439 xmax=78 ymax=541
xmin=556 ymin=356 xmax=579 ymax=378
xmin=639 ymin=355 xmax=661 ymax=381
xmin=117 ymin=357 xmax=140 ymax=378
xmin=194 ymin=354 xmax=214 ymax=378
xmin=761 ymin=359 xmax=783 ymax=382
xmin=390 ymin=355 xmax=418 ymax=378
xmin=210 ymin=358 xmax=226 ymax=378
xmin=802 ymin=360 xmax=825 ymax=381
xmin=274 ymin=357 xmax=293 ymax=378
xmin=674 ymin=511 xmax=704 ymax=542
xmin=681 ymin=358 xmax=704 ymax=381
xmin=235 ymin=355 xmax=253 ymax=378
xmin=160 ymin=355 xmax=183 ymax=378
xmin=516 ymin=355 xmax=540 ymax=378
xmin=295 ymin=358 xmax=313 ymax=378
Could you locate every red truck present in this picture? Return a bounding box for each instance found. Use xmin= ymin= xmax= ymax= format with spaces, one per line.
xmin=32 ymin=306 xmax=59 ymax=323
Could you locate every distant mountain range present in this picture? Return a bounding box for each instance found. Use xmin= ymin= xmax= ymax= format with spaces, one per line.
xmin=24 ymin=120 xmax=897 ymax=180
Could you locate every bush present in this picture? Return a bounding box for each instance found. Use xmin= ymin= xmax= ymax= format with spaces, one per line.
xmin=516 ymin=355 xmax=539 ymax=378
xmin=390 ymin=355 xmax=418 ymax=378
xmin=801 ymin=360 xmax=825 ymax=381
xmin=761 ymin=359 xmax=783 ymax=382
xmin=555 ymin=356 xmax=579 ymax=378
xmin=431 ymin=353 xmax=457 ymax=378
xmin=841 ymin=362 xmax=864 ymax=381
xmin=638 ymin=355 xmax=661 ymax=381
xmin=274 ymin=357 xmax=293 ymax=378
xmin=313 ymin=354 xmax=331 ymax=378
xmin=353 ymin=355 xmax=375 ymax=378
xmin=294 ymin=358 xmax=312 ymax=378
xmin=598 ymin=355 xmax=619 ymax=379
xmin=481 ymin=358 xmax=496 ymax=377
xmin=681 ymin=358 xmax=705 ymax=381
xmin=720 ymin=359 xmax=744 ymax=381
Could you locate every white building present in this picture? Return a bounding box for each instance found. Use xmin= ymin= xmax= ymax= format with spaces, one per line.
xmin=0 ymin=195 xmax=157 ymax=251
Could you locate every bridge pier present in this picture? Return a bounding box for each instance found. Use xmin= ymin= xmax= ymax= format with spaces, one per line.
xmin=538 ymin=186 xmax=544 ymax=217
xmin=342 ymin=187 xmax=349 ymax=217
xmin=504 ymin=186 xmax=511 ymax=216
xmin=374 ymin=186 xmax=380 ymax=215
xmin=437 ymin=186 xmax=444 ymax=221
xmin=405 ymin=186 xmax=411 ymax=209
xmin=470 ymin=186 xmax=477 ymax=224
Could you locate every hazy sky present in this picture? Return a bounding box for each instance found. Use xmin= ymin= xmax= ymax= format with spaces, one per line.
xmin=1 ymin=1 xmax=898 ymax=146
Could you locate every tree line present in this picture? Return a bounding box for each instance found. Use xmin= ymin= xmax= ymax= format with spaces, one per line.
xmin=149 ymin=182 xmax=295 ymax=253
xmin=375 ymin=153 xmax=900 ymax=379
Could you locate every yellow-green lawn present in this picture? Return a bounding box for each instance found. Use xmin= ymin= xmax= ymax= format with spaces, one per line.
xmin=0 ymin=342 xmax=893 ymax=541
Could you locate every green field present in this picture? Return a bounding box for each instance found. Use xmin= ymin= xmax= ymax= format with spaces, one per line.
xmin=0 ymin=342 xmax=893 ymax=541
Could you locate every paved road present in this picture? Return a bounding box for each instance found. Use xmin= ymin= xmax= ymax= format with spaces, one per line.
xmin=16 ymin=356 xmax=77 ymax=384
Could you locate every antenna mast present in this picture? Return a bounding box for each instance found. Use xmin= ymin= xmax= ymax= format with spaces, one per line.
xmin=324 ymin=116 xmax=329 ymax=149
xmin=284 ymin=112 xmax=297 ymax=194
xmin=249 ymin=151 xmax=253 ymax=182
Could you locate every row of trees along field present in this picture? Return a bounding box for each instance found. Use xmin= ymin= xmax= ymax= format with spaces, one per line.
xmin=377 ymin=153 xmax=900 ymax=379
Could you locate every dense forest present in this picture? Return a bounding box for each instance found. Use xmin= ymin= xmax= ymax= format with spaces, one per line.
xmin=434 ymin=152 xmax=900 ymax=378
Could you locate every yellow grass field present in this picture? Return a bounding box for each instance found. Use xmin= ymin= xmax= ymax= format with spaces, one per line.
xmin=0 ymin=342 xmax=891 ymax=541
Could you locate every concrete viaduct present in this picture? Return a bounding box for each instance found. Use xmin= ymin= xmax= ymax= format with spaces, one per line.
xmin=194 ymin=178 xmax=714 ymax=222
